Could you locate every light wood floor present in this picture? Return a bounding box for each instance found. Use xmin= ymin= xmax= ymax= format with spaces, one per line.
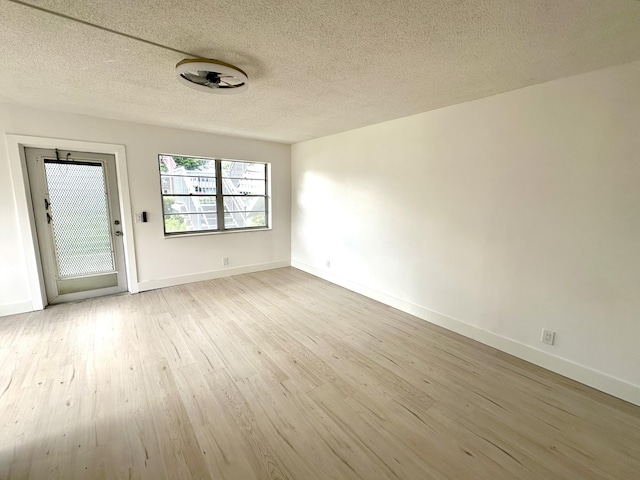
xmin=0 ymin=268 xmax=638 ymax=479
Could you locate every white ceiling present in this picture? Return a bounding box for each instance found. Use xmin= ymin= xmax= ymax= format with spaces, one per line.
xmin=1 ymin=0 xmax=640 ymax=144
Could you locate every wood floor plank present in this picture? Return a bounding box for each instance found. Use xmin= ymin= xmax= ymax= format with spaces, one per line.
xmin=0 ymin=267 xmax=638 ymax=479
xmin=172 ymin=364 xmax=259 ymax=480
xmin=205 ymin=368 xmax=296 ymax=480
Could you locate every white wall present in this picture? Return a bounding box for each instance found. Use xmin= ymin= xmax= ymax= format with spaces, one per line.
xmin=1 ymin=104 xmax=291 ymax=315
xmin=292 ymin=60 xmax=640 ymax=405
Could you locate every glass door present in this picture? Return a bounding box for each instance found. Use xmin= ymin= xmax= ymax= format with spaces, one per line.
xmin=26 ymin=148 xmax=127 ymax=304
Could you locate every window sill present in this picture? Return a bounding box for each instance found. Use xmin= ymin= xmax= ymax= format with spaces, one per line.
xmin=163 ymin=227 xmax=272 ymax=239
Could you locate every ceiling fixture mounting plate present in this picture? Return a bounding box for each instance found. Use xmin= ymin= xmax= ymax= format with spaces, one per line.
xmin=176 ymin=59 xmax=248 ymax=94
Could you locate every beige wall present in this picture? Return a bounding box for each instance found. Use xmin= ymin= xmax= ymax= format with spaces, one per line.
xmin=292 ymin=60 xmax=640 ymax=405
xmin=1 ymin=104 xmax=291 ymax=314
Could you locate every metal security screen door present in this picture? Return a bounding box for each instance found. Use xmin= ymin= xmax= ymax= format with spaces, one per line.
xmin=45 ymin=161 xmax=116 ymax=276
xmin=26 ymin=148 xmax=128 ymax=304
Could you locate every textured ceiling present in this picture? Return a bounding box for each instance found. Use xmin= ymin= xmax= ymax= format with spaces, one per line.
xmin=1 ymin=0 xmax=640 ymax=144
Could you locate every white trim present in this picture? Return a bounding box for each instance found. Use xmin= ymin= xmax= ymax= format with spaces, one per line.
xmin=0 ymin=300 xmax=34 ymax=317
xmin=291 ymin=260 xmax=640 ymax=407
xmin=6 ymin=138 xmax=46 ymax=310
xmin=111 ymin=144 xmax=139 ymax=294
xmin=5 ymin=135 xmax=140 ymax=309
xmin=163 ymin=227 xmax=272 ymax=238
xmin=137 ymin=260 xmax=290 ymax=291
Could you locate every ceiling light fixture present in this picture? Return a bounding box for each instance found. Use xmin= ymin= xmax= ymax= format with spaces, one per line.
xmin=176 ymin=59 xmax=248 ymax=94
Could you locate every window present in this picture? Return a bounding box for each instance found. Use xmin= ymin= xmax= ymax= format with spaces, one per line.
xmin=159 ymin=154 xmax=269 ymax=235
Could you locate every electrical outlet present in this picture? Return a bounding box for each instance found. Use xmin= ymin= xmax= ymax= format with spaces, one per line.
xmin=325 ymin=259 xmax=331 ymax=268
xmin=223 ymin=257 xmax=229 ymax=266
xmin=541 ymin=329 xmax=556 ymax=346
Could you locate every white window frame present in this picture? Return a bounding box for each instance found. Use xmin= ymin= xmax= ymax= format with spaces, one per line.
xmin=159 ymin=154 xmax=270 ymax=236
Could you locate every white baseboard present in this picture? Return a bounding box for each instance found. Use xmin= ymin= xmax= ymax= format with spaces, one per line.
xmin=0 ymin=300 xmax=34 ymax=317
xmin=137 ymin=260 xmax=291 ymax=292
xmin=291 ymin=260 xmax=640 ymax=407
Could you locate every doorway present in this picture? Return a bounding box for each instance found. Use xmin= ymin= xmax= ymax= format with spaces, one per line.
xmin=25 ymin=148 xmax=128 ymax=304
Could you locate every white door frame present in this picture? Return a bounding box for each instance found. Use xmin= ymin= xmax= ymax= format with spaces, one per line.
xmin=6 ymin=134 xmax=139 ymax=310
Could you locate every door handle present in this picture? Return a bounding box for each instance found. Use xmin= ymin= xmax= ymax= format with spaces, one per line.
xmin=114 ymin=231 xmax=123 ymax=236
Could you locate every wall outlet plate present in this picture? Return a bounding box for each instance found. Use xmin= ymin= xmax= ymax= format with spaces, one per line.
xmin=541 ymin=329 xmax=556 ymax=345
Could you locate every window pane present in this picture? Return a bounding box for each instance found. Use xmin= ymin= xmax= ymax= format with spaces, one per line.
xmin=161 ymin=175 xmax=216 ymax=195
xmin=221 ymin=161 xmax=265 ymax=180
xmin=224 ymin=211 xmax=266 ymax=229
xmin=164 ymin=213 xmax=218 ymax=233
xmin=223 ymin=196 xmax=265 ymax=212
xmin=160 ymin=155 xmax=216 ymax=175
xmin=222 ymin=178 xmax=265 ymax=195
xmin=162 ymin=196 xmax=217 ymax=215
